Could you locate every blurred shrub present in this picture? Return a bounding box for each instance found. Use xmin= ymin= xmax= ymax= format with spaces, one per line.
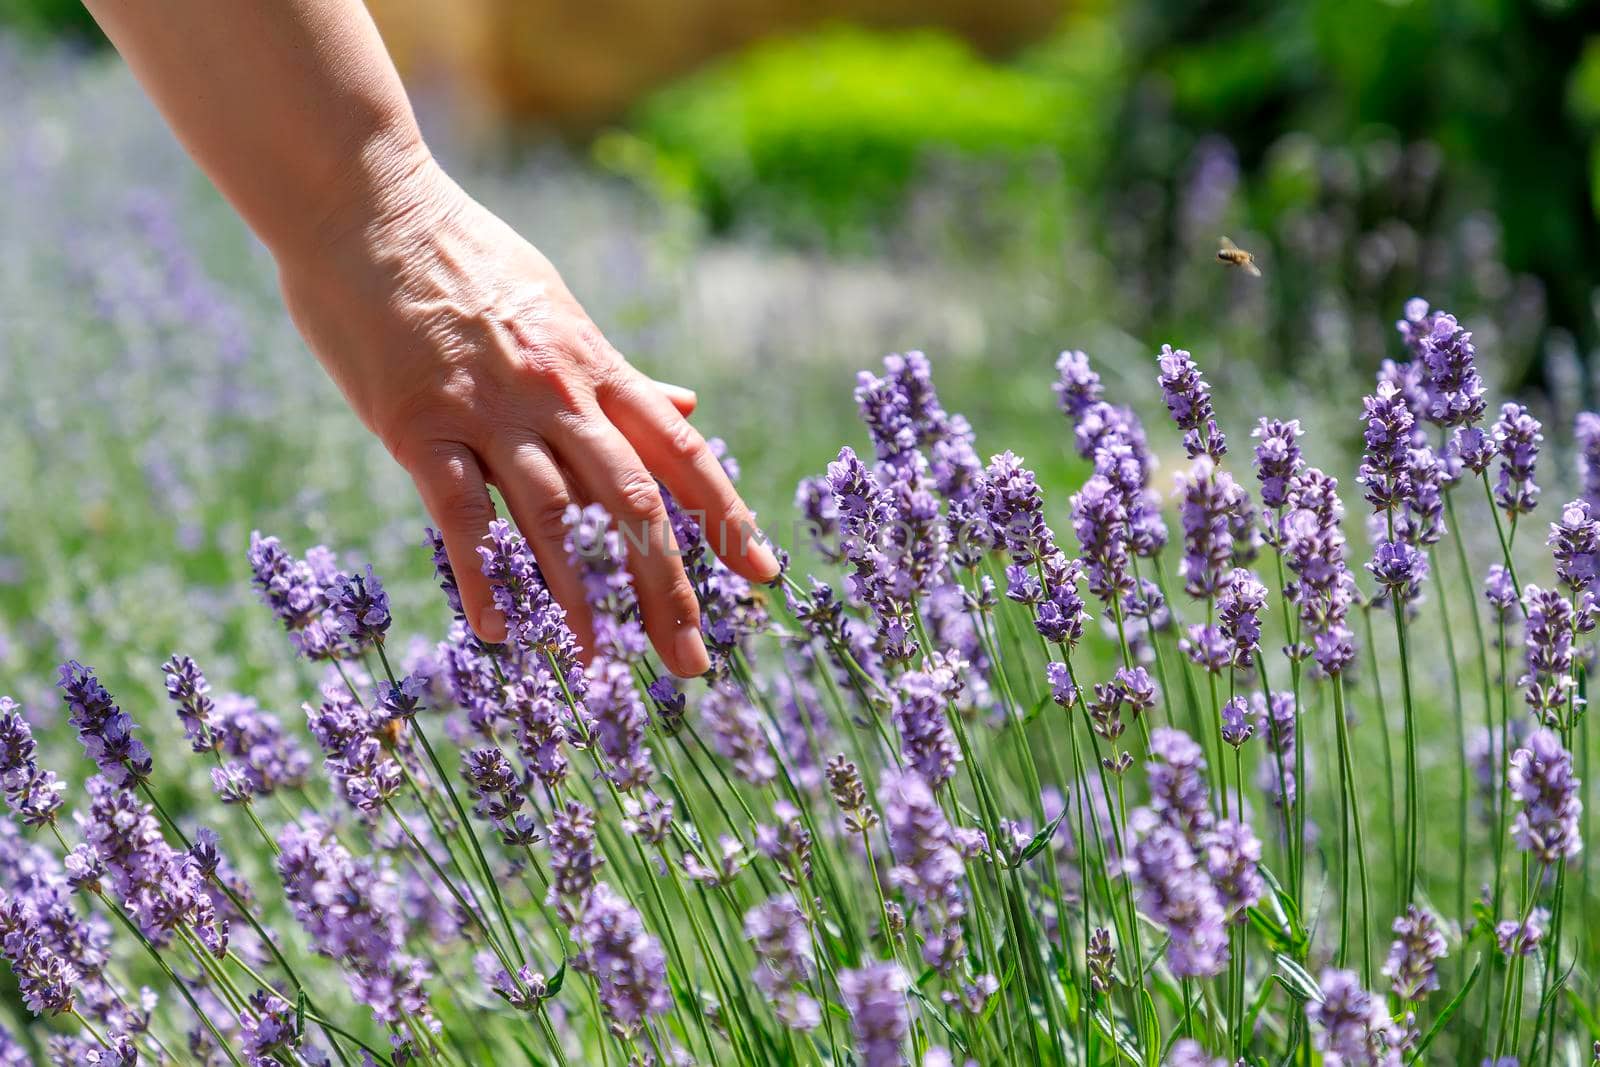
xmin=0 ymin=0 xmax=98 ymax=39
xmin=599 ymin=21 xmax=1123 ymax=244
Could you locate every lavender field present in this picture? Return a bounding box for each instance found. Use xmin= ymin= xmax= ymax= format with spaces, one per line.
xmin=5 ymin=33 xmax=1600 ymax=1067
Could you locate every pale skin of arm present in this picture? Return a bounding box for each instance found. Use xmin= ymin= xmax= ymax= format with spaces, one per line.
xmin=84 ymin=0 xmax=781 ymax=677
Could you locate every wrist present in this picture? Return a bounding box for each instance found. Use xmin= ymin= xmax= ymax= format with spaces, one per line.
xmin=267 ymin=122 xmax=451 ymax=269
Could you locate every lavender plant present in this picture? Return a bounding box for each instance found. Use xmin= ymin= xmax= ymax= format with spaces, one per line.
xmin=3 ymin=150 xmax=1600 ymax=1063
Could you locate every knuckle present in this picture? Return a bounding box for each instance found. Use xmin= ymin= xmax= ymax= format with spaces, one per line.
xmin=662 ymin=416 xmax=707 ymax=466
xmin=614 ymin=471 xmax=667 ymax=523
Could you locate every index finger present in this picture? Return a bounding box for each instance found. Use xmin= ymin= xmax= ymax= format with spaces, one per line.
xmin=601 ymin=372 xmax=780 ymax=584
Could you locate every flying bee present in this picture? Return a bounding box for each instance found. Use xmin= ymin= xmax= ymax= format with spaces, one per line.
xmin=1216 ymin=235 xmax=1261 ymax=277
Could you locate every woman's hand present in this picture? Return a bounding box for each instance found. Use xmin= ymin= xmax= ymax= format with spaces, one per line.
xmin=275 ymin=143 xmax=779 ymax=677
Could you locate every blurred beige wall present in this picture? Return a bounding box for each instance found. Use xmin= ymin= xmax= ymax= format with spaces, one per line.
xmin=368 ymin=0 xmax=1062 ymax=130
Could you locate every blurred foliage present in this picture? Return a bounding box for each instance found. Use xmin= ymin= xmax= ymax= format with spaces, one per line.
xmin=0 ymin=0 xmax=96 ymax=40
xmin=608 ymin=1 xmax=1600 ymax=385
xmin=597 ymin=20 xmax=1125 ymax=245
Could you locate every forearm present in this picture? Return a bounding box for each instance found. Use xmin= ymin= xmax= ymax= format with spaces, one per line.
xmin=84 ymin=0 xmax=427 ymax=258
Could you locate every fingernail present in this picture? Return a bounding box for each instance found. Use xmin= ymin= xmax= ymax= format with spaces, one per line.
xmin=653 ymin=378 xmax=697 ymax=401
xmin=476 ymin=607 xmax=508 ymax=644
xmin=675 ymin=624 xmax=710 ymax=677
xmin=749 ymin=538 xmax=781 ymax=581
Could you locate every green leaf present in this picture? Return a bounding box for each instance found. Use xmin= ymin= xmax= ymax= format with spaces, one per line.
xmin=1023 ymin=690 xmax=1053 ymax=725
xmin=1273 ymin=953 xmax=1321 ymax=1002
xmin=1566 ymin=985 xmax=1600 ymax=1040
xmin=1018 ymin=808 xmax=1069 ymax=863
xmin=294 ymin=990 xmax=306 ymax=1039
xmin=1407 ymin=954 xmax=1481 ymax=1063
xmin=512 ymin=1034 xmax=547 ymax=1067
xmin=1091 ymin=1008 xmax=1143 ymax=1065
xmin=546 ymin=958 xmax=566 ymax=996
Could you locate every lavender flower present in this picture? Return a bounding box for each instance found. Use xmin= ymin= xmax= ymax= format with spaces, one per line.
xmin=278 ymin=818 xmax=432 ymax=1026
xmin=795 ymin=476 xmax=842 ymax=562
xmin=1125 ymin=809 xmax=1229 ymax=978
xmin=1366 ymin=540 xmax=1428 ymax=602
xmin=1252 ymin=418 xmax=1304 ymax=510
xmin=892 ymin=659 xmax=962 ymax=789
xmin=881 ymin=770 xmax=970 ymax=975
xmin=462 ymin=746 xmax=537 ymax=847
xmin=1220 ymin=697 xmax=1253 ymax=748
xmin=745 ymin=895 xmax=821 ymax=1031
xmin=0 ymin=899 xmax=77 ymax=1015
xmin=585 ymin=659 xmax=653 ymax=792
xmin=1306 ymin=968 xmax=1403 ymax=1067
xmin=161 ymin=654 xmax=215 ymax=752
xmin=1520 ymin=585 xmax=1588 ymax=723
xmin=424 ymin=526 xmax=465 ymax=619
xmin=1087 ymin=927 xmax=1116 ymax=994
xmin=1453 ymin=425 xmax=1495 ymax=474
xmin=1548 ymin=500 xmax=1600 ymax=592
xmin=479 ymin=519 xmax=587 ymax=701
xmin=1165 ymin=1040 xmax=1227 ymax=1067
xmin=1382 ymin=905 xmax=1447 ymax=1002
xmin=1496 ymin=907 xmax=1549 ymax=957
xmin=569 ymin=883 xmax=670 ymax=1037
xmin=839 ymin=962 xmax=910 ymax=1067
xmin=1203 ymin=817 xmax=1263 ymax=920
xmin=246 ymin=531 xmax=321 ymax=630
xmin=1508 ymin=727 xmax=1583 ymax=866
xmin=565 ymin=504 xmax=647 ymax=661
xmin=77 ymin=776 xmax=208 ymax=947
xmin=0 ymin=698 xmax=64 ymax=827
xmin=1282 ymin=468 xmax=1358 ymax=675
xmin=1053 ymin=349 xmax=1103 ymax=420
xmin=756 ymin=800 xmax=814 ymax=886
xmin=328 ymin=564 xmax=391 ymax=648
xmin=1254 ymin=690 xmax=1300 ymax=813
xmin=1177 ymin=460 xmax=1246 ymax=600
xmin=58 ymin=662 xmax=151 ymax=788
xmin=1357 ymin=381 xmax=1414 ymax=514
xmin=827 ymin=755 xmax=878 ymax=832
xmin=1402 ymin=304 xmax=1485 ymax=427
xmin=703 ymin=683 xmax=778 ymax=786
xmin=1217 ymin=567 xmax=1268 ymax=668
xmin=1578 ymin=411 xmax=1600 ymax=510
xmin=1492 ymin=403 xmax=1542 ymax=518
xmin=547 ymin=802 xmax=604 ymax=919
xmin=1146 ymin=727 xmax=1214 ymax=844
xmin=1157 ymin=344 xmax=1226 ymax=460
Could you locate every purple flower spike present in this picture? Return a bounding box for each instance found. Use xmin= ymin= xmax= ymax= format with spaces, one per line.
xmin=569 ymin=883 xmax=670 ymax=1037
xmin=1306 ymin=969 xmax=1403 ymax=1066
xmin=1220 ymin=697 xmax=1253 ymax=748
xmin=1404 ymin=304 xmax=1485 ymax=428
xmin=1125 ymin=809 xmax=1228 ymax=978
xmin=892 ymin=660 xmax=963 ymax=789
xmin=1357 ymin=381 xmax=1415 ymax=513
xmin=329 ymin=564 xmax=391 ymax=648
xmin=1548 ymin=500 xmax=1600 ymax=593
xmin=1366 ymin=540 xmax=1427 ymax=602
xmin=1157 ymin=344 xmax=1227 ymax=460
xmin=1508 ymin=727 xmax=1583 ymax=866
xmin=881 ymin=770 xmax=971 ymax=975
xmin=1577 ymin=411 xmax=1600 ymax=510
xmin=1053 ymin=350 xmax=1104 ymax=420
xmin=0 ymin=698 xmax=64 ymax=827
xmin=745 ymin=895 xmax=821 ymax=1031
xmin=1217 ymin=567 xmax=1268 ymax=668
xmin=839 ymin=962 xmax=910 ymax=1067
xmin=58 ymin=662 xmax=152 ymax=789
xmin=1492 ymin=402 xmax=1542 ymax=517
xmin=1252 ymin=418 xmax=1304 ymax=510
xmin=1382 ymin=905 xmax=1447 ymax=1003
